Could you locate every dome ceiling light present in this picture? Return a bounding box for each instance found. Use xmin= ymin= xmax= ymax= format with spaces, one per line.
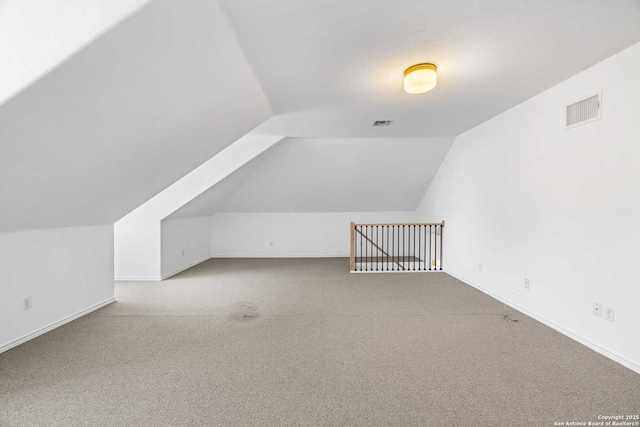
xmin=403 ymin=63 xmax=437 ymax=94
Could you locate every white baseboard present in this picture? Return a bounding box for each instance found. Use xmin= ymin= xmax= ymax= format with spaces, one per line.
xmin=445 ymin=269 xmax=640 ymax=375
xmin=115 ymin=256 xmax=213 ymax=282
xmin=161 ymin=256 xmax=212 ymax=280
xmin=117 ymin=256 xmax=346 ymax=281
xmin=210 ymin=254 xmax=346 ymax=258
xmin=352 ymin=270 xmax=444 ymax=274
xmin=115 ymin=276 xmax=162 ymax=282
xmin=0 ymin=297 xmax=116 ymax=354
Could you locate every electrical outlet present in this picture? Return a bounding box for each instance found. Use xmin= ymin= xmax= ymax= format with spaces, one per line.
xmin=524 ymin=278 xmax=530 ymax=290
xmin=478 ymin=263 xmax=483 ymax=271
xmin=604 ymin=306 xmax=615 ymax=322
xmin=269 ymin=241 xmax=274 ymax=247
xmin=593 ymin=302 xmax=602 ymax=317
xmin=182 ymin=249 xmax=185 ymax=257
xmin=23 ymin=296 xmax=32 ymax=311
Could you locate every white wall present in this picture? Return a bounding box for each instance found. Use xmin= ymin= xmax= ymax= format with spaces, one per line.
xmin=113 ymin=220 xmax=161 ymax=281
xmin=0 ymin=225 xmax=115 ymax=353
xmin=210 ymin=212 xmax=420 ymax=257
xmin=114 ymin=133 xmax=283 ymax=280
xmin=417 ymin=41 xmax=640 ymax=373
xmin=161 ymin=217 xmax=212 ymax=279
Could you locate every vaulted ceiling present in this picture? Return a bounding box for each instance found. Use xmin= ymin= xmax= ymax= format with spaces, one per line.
xmin=0 ymin=0 xmax=271 ymax=232
xmin=168 ymin=137 xmax=454 ymax=218
xmin=2 ymin=0 xmax=640 ymax=229
xmin=172 ymin=0 xmax=640 ymax=218
xmin=219 ymin=0 xmax=640 ymax=137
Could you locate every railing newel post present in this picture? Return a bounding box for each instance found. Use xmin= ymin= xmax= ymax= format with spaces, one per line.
xmin=350 ymin=222 xmax=356 ymax=272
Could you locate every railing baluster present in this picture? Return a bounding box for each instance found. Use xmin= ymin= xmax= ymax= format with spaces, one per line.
xmin=410 ymin=225 xmax=413 ymax=271
xmin=436 ymin=225 xmax=440 ymax=270
xmin=424 ymin=225 xmax=427 ymax=271
xmin=357 ymin=226 xmax=360 ymax=272
xmin=370 ymin=225 xmax=373 ymax=271
xmin=409 ymin=225 xmax=412 ymax=271
xmin=385 ymin=226 xmax=388 ymax=271
xmin=420 ymin=225 xmax=423 ymax=271
xmin=439 ymin=225 xmax=442 ymax=270
xmin=359 ymin=226 xmax=362 ymax=272
xmin=435 ymin=225 xmax=440 ymax=270
xmin=408 ymin=225 xmax=411 ymax=271
xmin=397 ymin=225 xmax=400 ymax=271
xmin=357 ymin=226 xmax=360 ymax=271
xmin=413 ymin=225 xmax=416 ymax=271
xmin=437 ymin=225 xmax=440 ymax=271
xmin=405 ymin=225 xmax=408 ymax=271
xmin=369 ymin=225 xmax=372 ymax=272
xmin=376 ymin=225 xmax=379 ymax=271
xmin=365 ymin=226 xmax=368 ymax=272
xmin=432 ymin=225 xmax=435 ymax=271
xmin=384 ymin=225 xmax=387 ymax=271
xmin=418 ymin=225 xmax=421 ymax=271
xmin=429 ymin=225 xmax=432 ymax=271
xmin=440 ymin=224 xmax=443 ymax=271
xmin=387 ymin=225 xmax=390 ymax=272
xmin=381 ymin=225 xmax=384 ymax=271
xmin=392 ymin=225 xmax=396 ymax=271
xmin=402 ymin=225 xmax=405 ymax=271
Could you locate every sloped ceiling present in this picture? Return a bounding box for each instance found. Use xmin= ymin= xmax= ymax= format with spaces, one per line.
xmin=167 ymin=137 xmax=454 ymax=219
xmin=0 ymin=0 xmax=272 ymax=232
xmin=219 ymin=0 xmax=640 ymax=137
xmin=4 ymin=0 xmax=640 ymax=228
xmin=169 ymin=0 xmax=640 ymax=219
xmin=0 ymin=0 xmax=152 ymax=105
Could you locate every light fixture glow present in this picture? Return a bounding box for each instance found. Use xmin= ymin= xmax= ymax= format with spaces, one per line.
xmin=404 ymin=63 xmax=437 ymax=94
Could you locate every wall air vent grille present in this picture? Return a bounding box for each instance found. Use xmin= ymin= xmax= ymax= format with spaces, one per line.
xmin=373 ymin=120 xmax=393 ymax=127
xmin=565 ymin=92 xmax=601 ymax=129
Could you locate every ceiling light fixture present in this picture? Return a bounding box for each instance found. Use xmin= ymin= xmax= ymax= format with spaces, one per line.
xmin=404 ymin=63 xmax=437 ymax=94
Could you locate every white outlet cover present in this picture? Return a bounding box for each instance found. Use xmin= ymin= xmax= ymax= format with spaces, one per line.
xmin=524 ymin=278 xmax=530 ymax=289
xmin=478 ymin=263 xmax=483 ymax=271
xmin=604 ymin=306 xmax=615 ymax=322
xmin=593 ymin=302 xmax=602 ymax=317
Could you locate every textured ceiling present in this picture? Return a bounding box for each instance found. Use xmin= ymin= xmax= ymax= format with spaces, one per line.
xmin=219 ymin=0 xmax=640 ymax=137
xmin=0 ymin=0 xmax=272 ymax=232
xmin=167 ymin=137 xmax=454 ymax=219
xmin=4 ymin=0 xmax=640 ymax=227
xmin=169 ymin=0 xmax=640 ymax=219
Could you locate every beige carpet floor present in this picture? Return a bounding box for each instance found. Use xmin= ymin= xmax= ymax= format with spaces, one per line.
xmin=1 ymin=258 xmax=638 ymax=426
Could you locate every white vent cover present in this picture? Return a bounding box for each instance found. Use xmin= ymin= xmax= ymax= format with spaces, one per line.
xmin=565 ymin=91 xmax=601 ymax=129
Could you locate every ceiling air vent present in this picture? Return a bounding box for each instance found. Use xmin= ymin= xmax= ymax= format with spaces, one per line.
xmin=373 ymin=120 xmax=393 ymax=127
xmin=565 ymin=91 xmax=602 ymax=129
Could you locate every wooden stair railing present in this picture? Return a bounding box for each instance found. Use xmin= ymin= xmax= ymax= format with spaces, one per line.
xmin=350 ymin=221 xmax=444 ymax=272
xmin=354 ymin=227 xmax=405 ymax=271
